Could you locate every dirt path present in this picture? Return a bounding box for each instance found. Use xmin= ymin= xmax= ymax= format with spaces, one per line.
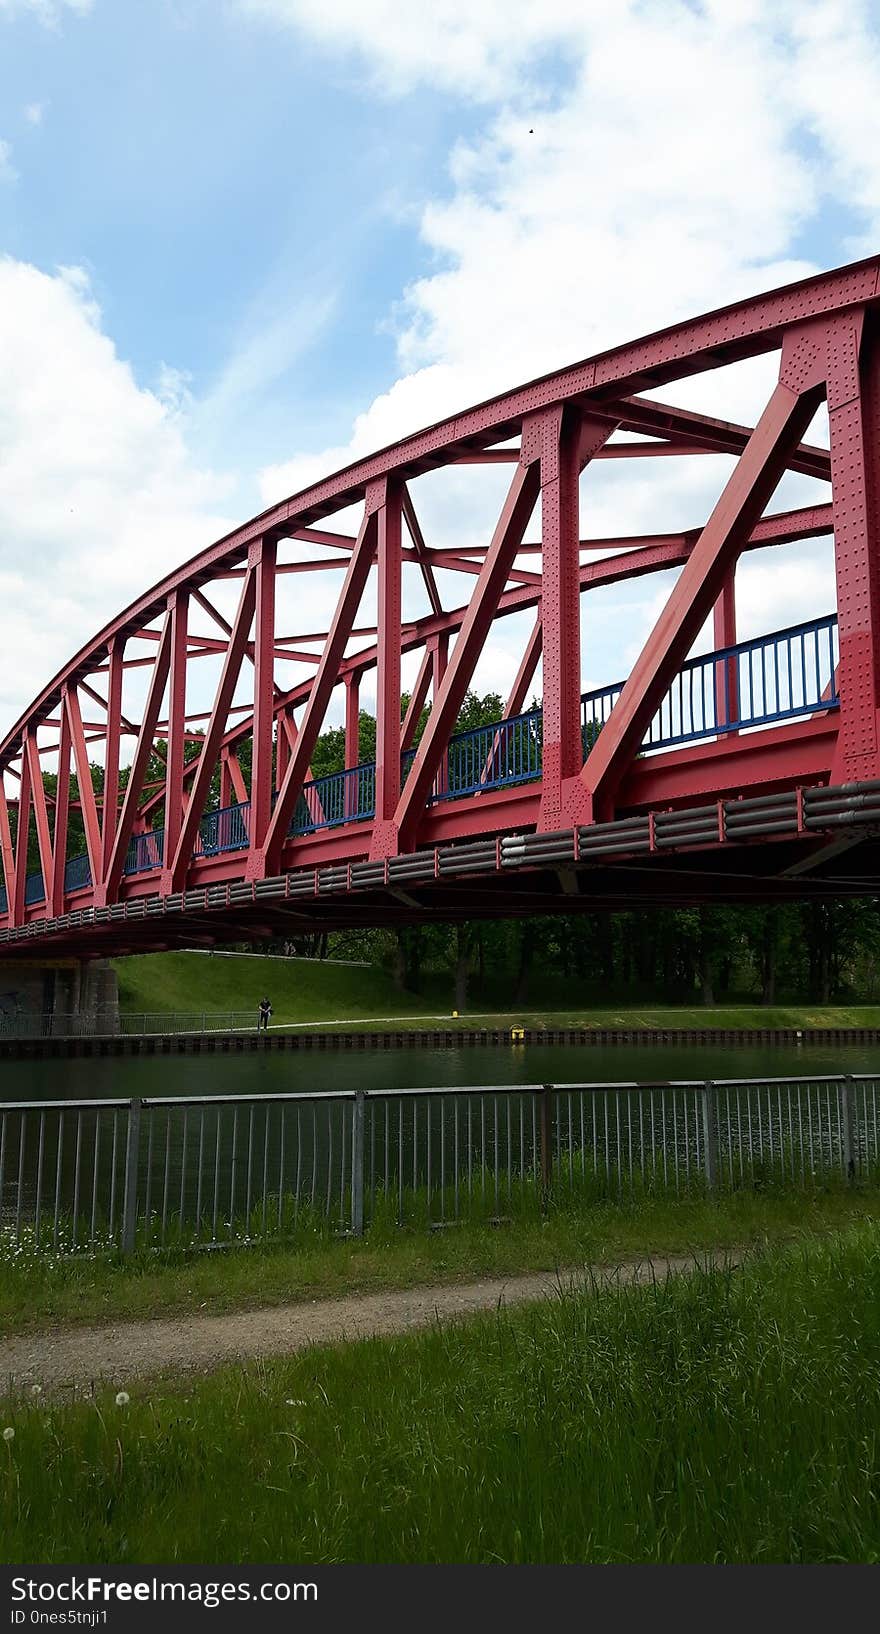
xmin=0 ymin=1250 xmax=743 ymax=1398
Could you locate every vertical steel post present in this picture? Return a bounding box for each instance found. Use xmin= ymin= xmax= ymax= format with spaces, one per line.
xmin=265 ymin=503 xmax=378 ymax=871
xmin=391 ymin=460 xmax=540 ymax=852
xmin=351 ymin=1091 xmax=365 ymax=1236
xmin=539 ymin=1084 xmax=554 ymax=1208
xmin=841 ymin=1076 xmax=856 ymax=1182
xmin=161 ymin=587 xmax=189 ymax=889
xmin=372 ymin=479 xmax=403 ymax=857
xmin=219 ymin=748 xmax=234 ymax=809
xmin=50 ymin=705 xmax=72 ymax=917
xmin=248 ymin=536 xmax=277 ymax=877
xmin=100 ymin=611 xmax=173 ymax=904
xmin=535 ymin=405 xmax=585 ymax=829
xmin=713 ymin=569 xmax=739 ymax=733
xmin=102 ymin=636 xmax=125 ymax=876
xmin=121 ymin=1096 xmax=142 ymax=1255
xmin=344 ymin=671 xmax=360 ymax=818
xmin=827 ymin=319 xmax=880 ymax=783
xmin=702 ymin=1081 xmax=719 ymax=1190
xmin=12 ymin=730 xmax=34 ymax=928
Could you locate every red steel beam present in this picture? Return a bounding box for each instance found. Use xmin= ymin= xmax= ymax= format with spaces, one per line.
xmin=392 ymin=459 xmax=540 ymax=852
xmin=25 ymin=729 xmax=53 ymax=906
xmin=5 ymin=256 xmax=869 ymax=779
xmin=167 ymin=567 xmax=257 ymax=891
xmin=827 ymin=314 xmax=880 ymax=784
xmin=49 ymin=705 xmax=71 ymax=917
xmin=247 ymin=538 xmax=277 ymax=874
xmin=536 ymin=408 xmax=612 ymax=827
xmin=713 ymin=568 xmax=739 ymax=736
xmin=373 ymin=480 xmax=404 ymax=856
xmin=401 ymin=649 xmax=432 ymax=752
xmin=64 ymin=687 xmax=103 ymax=893
xmin=100 ymin=612 xmax=173 ymax=903
xmin=101 ymin=638 xmax=124 ymax=875
xmin=582 ymin=346 xmax=827 ymax=820
xmin=402 ymin=484 xmax=442 ymax=617
xmin=162 ymin=589 xmax=189 ymax=872
xmin=11 ymin=738 xmax=32 ymax=927
xmin=0 ymin=782 xmax=15 ymax=918
xmin=265 ymin=503 xmax=378 ymax=873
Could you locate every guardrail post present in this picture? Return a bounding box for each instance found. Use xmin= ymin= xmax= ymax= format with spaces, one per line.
xmin=351 ymin=1091 xmax=366 ymax=1236
xmin=701 ymin=1081 xmax=718 ymax=1191
xmin=841 ymin=1076 xmax=856 ymax=1182
xmin=539 ymin=1085 xmax=554 ymax=1208
xmin=121 ymin=1096 xmax=142 ymax=1254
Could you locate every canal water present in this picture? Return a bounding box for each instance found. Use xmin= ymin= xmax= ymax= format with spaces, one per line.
xmin=3 ymin=1040 xmax=880 ymax=1249
xmin=4 ymin=1038 xmax=880 ymax=1103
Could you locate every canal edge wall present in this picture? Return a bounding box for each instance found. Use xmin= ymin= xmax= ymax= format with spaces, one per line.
xmin=3 ymin=1024 xmax=880 ymax=1060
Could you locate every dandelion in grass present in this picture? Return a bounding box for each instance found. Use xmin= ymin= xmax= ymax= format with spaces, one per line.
xmin=285 ymin=1399 xmax=307 ymax=1407
xmin=115 ymin=1392 xmax=130 ymax=1407
xmin=30 ymin=1384 xmax=41 ymax=1398
xmin=2 ymin=1427 xmax=14 ymax=1442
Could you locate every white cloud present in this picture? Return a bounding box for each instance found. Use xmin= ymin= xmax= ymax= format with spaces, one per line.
xmin=0 ymin=259 xmax=233 ymax=723
xmin=252 ymin=1 xmax=848 ymax=699
xmin=238 ymin=0 xmax=592 ymax=101
xmin=0 ymin=140 xmax=16 ymax=183
xmin=23 ymin=102 xmax=46 ymax=126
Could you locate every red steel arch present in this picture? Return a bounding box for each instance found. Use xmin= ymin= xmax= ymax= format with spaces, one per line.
xmin=3 ymin=254 xmax=880 ymax=958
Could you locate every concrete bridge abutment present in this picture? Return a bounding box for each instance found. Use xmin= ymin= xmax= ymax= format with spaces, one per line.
xmin=0 ymin=957 xmax=119 ymax=1034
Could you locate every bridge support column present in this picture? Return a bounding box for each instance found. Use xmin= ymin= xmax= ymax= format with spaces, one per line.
xmin=829 ymin=318 xmax=880 ymax=784
xmin=371 ymin=479 xmax=404 ymax=860
xmin=713 ymin=569 xmax=739 ymax=735
xmin=246 ymin=537 xmax=278 ymax=882
xmin=0 ymin=957 xmax=118 ymax=1034
xmin=160 ymin=588 xmax=189 ymax=895
xmin=536 ymin=408 xmax=612 ymax=829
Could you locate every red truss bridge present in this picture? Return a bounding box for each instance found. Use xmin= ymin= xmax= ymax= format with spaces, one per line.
xmin=4 ymin=255 xmax=880 ymax=961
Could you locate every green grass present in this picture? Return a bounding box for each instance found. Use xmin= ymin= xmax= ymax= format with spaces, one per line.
xmin=114 ymin=951 xmax=425 ymax=1024
xmin=113 ymin=953 xmax=880 ymax=1031
xmin=337 ymin=1003 xmax=880 ymax=1032
xmin=113 ymin=947 xmax=880 ymax=1032
xmin=4 ymin=1221 xmax=880 ymax=1562
xmin=2 ymin=1186 xmax=879 ymax=1336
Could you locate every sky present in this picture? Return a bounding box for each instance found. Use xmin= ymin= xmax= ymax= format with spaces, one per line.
xmin=1 ymin=0 xmax=880 ymax=736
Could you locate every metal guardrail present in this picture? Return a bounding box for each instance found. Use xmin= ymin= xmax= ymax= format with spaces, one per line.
xmin=0 ymin=1074 xmax=872 ymax=1257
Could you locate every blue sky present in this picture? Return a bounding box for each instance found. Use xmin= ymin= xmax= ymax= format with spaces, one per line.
xmin=0 ymin=0 xmax=479 ymax=484
xmin=0 ymin=0 xmax=879 ymax=729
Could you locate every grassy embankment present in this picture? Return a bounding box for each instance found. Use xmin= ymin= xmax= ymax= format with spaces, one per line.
xmin=4 ymin=1221 xmax=880 ymax=1562
xmin=2 ymin=1187 xmax=878 ymax=1335
xmin=114 ymin=951 xmax=880 ymax=1032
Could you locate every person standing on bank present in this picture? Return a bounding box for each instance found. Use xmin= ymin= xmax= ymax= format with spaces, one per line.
xmin=258 ymin=996 xmax=272 ymax=1032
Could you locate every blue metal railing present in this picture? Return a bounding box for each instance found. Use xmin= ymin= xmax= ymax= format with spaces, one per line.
xmin=194 ymin=801 xmax=250 ymax=858
xmin=5 ymin=612 xmax=843 ymax=901
xmin=424 ymin=708 xmax=544 ymax=804
xmin=580 ymin=611 xmax=839 ymax=752
xmin=123 ymin=829 xmax=164 ymax=876
xmin=24 ymin=871 xmax=45 ymax=906
xmin=292 ymin=763 xmax=376 ymax=836
xmin=64 ymin=853 xmax=91 ymax=894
